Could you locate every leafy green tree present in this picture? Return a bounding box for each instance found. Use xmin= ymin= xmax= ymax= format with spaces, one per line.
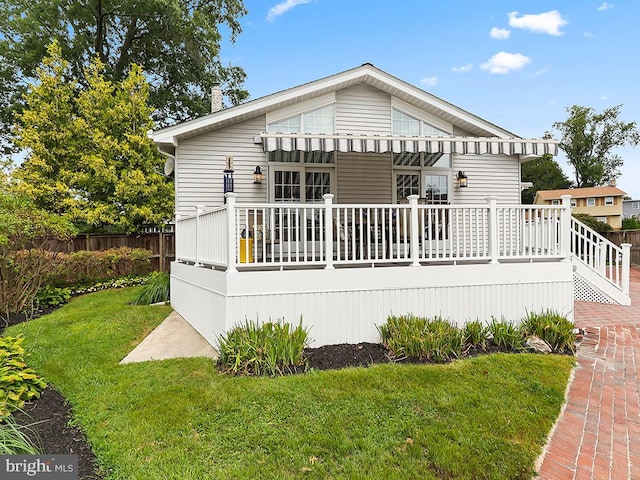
xmin=0 ymin=0 xmax=248 ymax=153
xmin=553 ymin=105 xmax=640 ymax=188
xmin=622 ymin=217 xmax=640 ymax=230
xmin=521 ymin=154 xmax=572 ymax=204
xmin=13 ymin=42 xmax=174 ymax=233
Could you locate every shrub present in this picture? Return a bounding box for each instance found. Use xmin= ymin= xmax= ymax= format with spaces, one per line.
xmin=463 ymin=320 xmax=489 ymax=349
xmin=70 ymin=274 xmax=150 ymax=296
xmin=217 ymin=319 xmax=309 ymax=376
xmin=487 ymin=318 xmax=525 ymax=351
xmin=0 ymin=190 xmax=75 ymax=314
xmin=378 ymin=314 xmax=463 ymax=363
xmin=132 ymin=271 xmax=170 ymax=305
xmin=36 ymin=285 xmax=71 ymax=309
xmin=622 ymin=217 xmax=640 ymax=230
xmin=0 ymin=413 xmax=41 ymax=454
xmin=0 ymin=336 xmax=47 ymax=419
xmin=521 ymin=311 xmax=576 ymax=354
xmin=573 ymin=213 xmax=612 ymax=232
xmin=48 ymin=247 xmax=152 ymax=286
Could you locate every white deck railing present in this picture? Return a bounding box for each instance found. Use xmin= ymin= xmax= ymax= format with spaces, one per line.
xmin=175 ymin=194 xmax=577 ymax=271
xmin=571 ymin=216 xmax=631 ymax=294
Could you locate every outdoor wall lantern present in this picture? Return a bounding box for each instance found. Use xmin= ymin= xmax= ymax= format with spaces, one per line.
xmin=456 ymin=171 xmax=468 ymax=188
xmin=253 ymin=166 xmax=264 ymax=184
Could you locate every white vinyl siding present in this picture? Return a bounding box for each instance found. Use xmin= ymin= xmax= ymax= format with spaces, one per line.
xmin=336 ymin=84 xmax=391 ymax=135
xmin=336 ymin=152 xmax=392 ymax=204
xmin=451 ymin=154 xmax=521 ymax=204
xmin=176 ymin=115 xmax=267 ymax=214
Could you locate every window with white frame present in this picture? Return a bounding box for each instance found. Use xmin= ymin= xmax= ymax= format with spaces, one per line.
xmin=604 ymin=196 xmax=614 ymax=206
xmin=587 ymin=198 xmax=596 ymax=207
xmin=392 ymin=108 xmax=450 ymax=137
xmin=570 ymin=199 xmax=577 ymax=207
xmin=596 ymin=217 xmax=608 ymax=224
xmin=267 ymin=105 xmax=335 ymax=134
xmin=392 ymin=153 xmax=452 ymax=203
xmin=633 ymin=202 xmax=640 ymax=209
xmin=551 ymin=199 xmax=560 ymax=205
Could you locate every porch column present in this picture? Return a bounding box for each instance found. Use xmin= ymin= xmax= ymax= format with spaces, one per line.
xmin=560 ymin=195 xmax=572 ymax=260
xmin=621 ymin=243 xmax=631 ymax=295
xmin=324 ymin=194 xmax=334 ymax=269
xmin=194 ymin=205 xmax=205 ymax=266
xmin=408 ymin=195 xmax=420 ymax=266
xmin=226 ymin=193 xmax=238 ymax=273
xmin=486 ymin=197 xmax=498 ymax=264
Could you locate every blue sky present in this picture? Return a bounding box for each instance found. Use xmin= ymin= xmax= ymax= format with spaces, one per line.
xmin=220 ymin=0 xmax=640 ymax=198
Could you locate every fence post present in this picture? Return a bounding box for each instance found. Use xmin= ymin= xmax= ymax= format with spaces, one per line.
xmin=324 ymin=194 xmax=334 ymax=269
xmin=621 ymin=243 xmax=631 ymax=295
xmin=599 ymin=242 xmax=607 ymax=275
xmin=408 ymin=194 xmax=420 ymax=266
xmin=560 ymin=195 xmax=572 ymax=260
xmin=194 ymin=205 xmax=205 ymax=266
xmin=486 ymin=197 xmax=498 ymax=264
xmin=158 ymin=231 xmax=165 ymax=272
xmin=225 ymin=193 xmax=238 ymax=273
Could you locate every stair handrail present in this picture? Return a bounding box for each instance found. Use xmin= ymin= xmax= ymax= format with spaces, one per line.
xmin=570 ymin=216 xmax=627 ymax=291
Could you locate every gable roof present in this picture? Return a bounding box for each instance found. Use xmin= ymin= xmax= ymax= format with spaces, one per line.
xmin=153 ymin=63 xmax=544 ymax=149
xmin=535 ymin=186 xmax=627 ymax=201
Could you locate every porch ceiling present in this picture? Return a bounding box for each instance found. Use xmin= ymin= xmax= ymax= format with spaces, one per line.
xmin=259 ymin=133 xmax=559 ymax=156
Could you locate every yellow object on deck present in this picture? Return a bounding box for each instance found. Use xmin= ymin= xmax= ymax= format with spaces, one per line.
xmin=239 ymin=238 xmax=253 ymax=263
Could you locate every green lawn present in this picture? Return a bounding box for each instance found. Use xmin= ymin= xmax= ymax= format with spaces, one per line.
xmin=7 ymin=288 xmax=574 ymax=479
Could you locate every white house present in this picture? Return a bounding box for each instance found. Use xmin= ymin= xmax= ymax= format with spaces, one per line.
xmin=153 ymin=64 xmax=630 ymax=348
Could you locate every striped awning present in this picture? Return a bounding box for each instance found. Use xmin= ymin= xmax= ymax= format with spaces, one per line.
xmin=260 ymin=133 xmax=559 ymax=156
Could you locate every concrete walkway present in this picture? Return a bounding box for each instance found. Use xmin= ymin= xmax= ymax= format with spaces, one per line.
xmin=537 ymin=267 xmax=640 ymax=480
xmin=120 ymin=311 xmax=218 ymax=363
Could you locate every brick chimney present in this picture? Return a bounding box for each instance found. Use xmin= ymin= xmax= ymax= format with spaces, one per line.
xmin=211 ymin=83 xmax=223 ymax=113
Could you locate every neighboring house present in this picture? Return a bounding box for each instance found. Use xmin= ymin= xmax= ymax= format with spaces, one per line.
xmin=623 ymin=199 xmax=640 ymax=219
xmin=534 ymin=186 xmax=626 ymax=229
xmin=153 ymin=64 xmax=631 ymax=349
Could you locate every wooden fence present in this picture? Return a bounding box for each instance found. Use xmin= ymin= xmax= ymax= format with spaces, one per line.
xmin=55 ymin=233 xmax=175 ymax=272
xmin=604 ymin=230 xmax=640 ymax=266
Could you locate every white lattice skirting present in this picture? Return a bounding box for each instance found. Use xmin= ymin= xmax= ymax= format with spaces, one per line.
xmin=573 ymin=273 xmax=615 ymax=304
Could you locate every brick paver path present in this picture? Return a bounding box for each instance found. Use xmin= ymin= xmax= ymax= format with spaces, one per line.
xmin=537 ymin=267 xmax=640 ymax=480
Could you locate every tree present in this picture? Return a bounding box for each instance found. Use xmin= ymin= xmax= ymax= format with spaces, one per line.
xmin=13 ymin=42 xmax=174 ymax=233
xmin=0 ymin=0 xmax=249 ymax=154
xmin=521 ymin=154 xmax=572 ymax=204
xmin=553 ymin=105 xmax=640 ymax=188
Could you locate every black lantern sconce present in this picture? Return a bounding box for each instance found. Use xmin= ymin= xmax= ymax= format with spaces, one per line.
xmin=253 ymin=166 xmax=264 ymax=184
xmin=223 ymin=155 xmax=234 ymax=203
xmin=456 ymin=171 xmax=468 ymax=188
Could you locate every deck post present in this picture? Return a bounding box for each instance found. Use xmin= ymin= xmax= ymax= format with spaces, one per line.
xmin=560 ymin=195 xmax=572 ymax=260
xmin=486 ymin=197 xmax=498 ymax=264
xmin=408 ymin=194 xmax=420 ymax=266
xmin=324 ymin=194 xmax=334 ymax=269
xmin=194 ymin=205 xmax=204 ymax=266
xmin=225 ymin=193 xmax=238 ymax=273
xmin=621 ymin=243 xmax=631 ymax=295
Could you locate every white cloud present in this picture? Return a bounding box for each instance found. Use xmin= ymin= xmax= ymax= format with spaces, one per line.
xmin=452 ymin=63 xmax=473 ymax=73
xmin=266 ymin=0 xmax=312 ymax=22
xmin=420 ymin=76 xmax=438 ymax=87
xmin=508 ymin=10 xmax=568 ymax=36
xmin=598 ymin=2 xmax=613 ymax=11
xmin=490 ymin=27 xmax=511 ymax=39
xmin=584 ymin=31 xmax=594 ymax=38
xmin=530 ymin=66 xmax=549 ymax=77
xmin=601 ymin=95 xmax=609 ymax=100
xmin=480 ymin=52 xmax=531 ymax=74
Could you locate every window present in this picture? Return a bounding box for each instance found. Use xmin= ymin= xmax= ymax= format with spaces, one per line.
xmin=570 ymin=199 xmax=577 ymax=207
xmin=596 ymin=217 xmax=608 ymax=224
xmin=587 ymin=198 xmax=596 ymax=207
xmin=273 ymin=170 xmax=301 ymax=202
xmin=551 ymin=199 xmax=560 ymax=206
xmin=605 ymin=196 xmax=614 ymax=206
xmin=424 ymin=174 xmax=449 ymax=205
xmin=396 ymin=173 xmax=420 ymax=201
xmin=633 ymin=202 xmax=640 ymax=209
xmin=392 ymin=109 xmax=450 ymax=137
xmin=305 ymin=171 xmax=331 ymax=203
xmin=392 ymin=109 xmax=420 ymax=136
xmin=267 ymin=105 xmax=335 ymax=134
